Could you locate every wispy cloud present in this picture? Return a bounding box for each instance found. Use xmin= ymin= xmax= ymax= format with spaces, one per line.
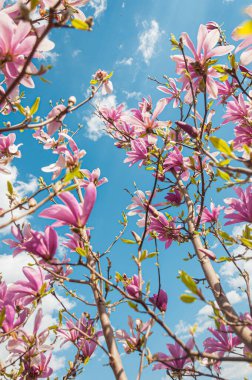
xmin=116 ymin=57 xmax=133 ymax=66
xmin=90 ymin=0 xmax=107 ymax=18
xmin=138 ymin=20 xmax=162 ymax=64
xmin=72 ymin=49 xmax=82 ymax=58
xmin=123 ymin=90 xmax=141 ymax=100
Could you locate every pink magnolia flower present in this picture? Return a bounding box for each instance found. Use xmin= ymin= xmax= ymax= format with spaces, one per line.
xmin=42 ymin=133 xmax=86 ymax=179
xmin=149 ymin=289 xmax=168 ymax=312
xmin=148 ymin=211 xmax=182 ymax=249
xmin=224 ymin=186 xmax=252 ymax=225
xmin=126 ymin=275 xmax=141 ymax=298
xmin=39 ymin=183 xmax=97 ymax=228
xmin=62 ymin=232 xmax=86 ymax=252
xmin=8 ymin=266 xmax=49 ymax=306
xmin=5 ymin=225 xmax=58 ymax=260
xmin=58 ymin=315 xmax=102 ymax=359
xmin=164 ymin=146 xmax=190 ymax=181
xmin=116 ymin=316 xmax=150 ymax=353
xmin=0 ymin=133 xmax=22 ymax=172
xmin=46 ymin=104 xmax=67 ymax=136
xmin=23 ymin=352 xmax=53 ymax=379
xmin=222 ymin=94 xmax=251 ymax=125
xmin=153 ymin=338 xmax=194 ymax=371
xmin=165 ymin=188 xmax=183 ymax=206
xmin=93 ymin=69 xmax=113 ymax=95
xmin=7 ymin=308 xmax=51 ymax=357
xmin=1 ymin=305 xmax=27 ymax=333
xmin=203 ymin=323 xmax=241 ymax=356
xmin=124 ymin=138 xmax=150 ymax=167
xmin=197 ymin=202 xmax=223 ymax=224
xmin=0 ymin=13 xmax=54 ymax=88
xmin=99 ymin=103 xmax=125 ymax=126
xmin=172 ymin=24 xmax=234 ymax=100
xmin=157 ymin=78 xmax=180 ymax=108
xmin=80 ymin=168 xmax=108 ymax=188
xmin=124 ymin=98 xmax=167 ymax=135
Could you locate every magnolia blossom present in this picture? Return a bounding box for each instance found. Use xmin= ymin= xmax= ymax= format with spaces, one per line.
xmin=149 ymin=211 xmax=182 ymax=249
xmin=203 ymin=323 xmax=241 ymax=357
xmin=5 ymin=225 xmax=58 ymax=260
xmin=58 ymin=315 xmax=102 ymax=359
xmin=0 ymin=133 xmax=22 ymax=173
xmin=116 ymin=316 xmax=150 ymax=353
xmin=46 ymin=104 xmax=67 ymax=136
xmin=153 ymin=338 xmax=194 ymax=372
xmin=124 ymin=138 xmax=149 ymax=167
xmin=224 ymin=186 xmax=252 ymax=225
xmin=93 ymin=69 xmax=113 ymax=95
xmin=0 ymin=12 xmax=54 ymax=88
xmin=157 ymin=78 xmax=180 ymax=108
xmin=39 ymin=183 xmax=97 ymax=228
xmin=80 ymin=168 xmax=108 ymax=188
xmin=149 ymin=289 xmax=168 ymax=312
xmin=125 ymin=275 xmax=141 ymax=298
xmin=165 ymin=188 xmax=183 ymax=206
xmin=42 ymin=133 xmax=86 ymax=179
xmin=7 ymin=309 xmax=51 ymax=358
xmin=197 ymin=202 xmax=223 ymax=224
xmin=8 ymin=266 xmax=49 ymax=306
xmin=172 ymin=24 xmax=234 ymax=100
xmin=164 ymin=146 xmax=190 ymax=181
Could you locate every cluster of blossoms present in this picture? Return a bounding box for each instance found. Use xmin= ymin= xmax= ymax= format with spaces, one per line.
xmin=0 ymin=0 xmax=252 ymax=378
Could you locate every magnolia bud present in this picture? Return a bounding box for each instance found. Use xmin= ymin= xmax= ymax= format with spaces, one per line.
xmin=176 ymin=121 xmax=198 ymax=138
xmin=68 ymin=96 xmax=77 ymax=107
xmin=28 ymin=198 xmax=37 ymax=208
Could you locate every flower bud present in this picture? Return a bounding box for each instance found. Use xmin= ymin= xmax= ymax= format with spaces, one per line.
xmin=176 ymin=121 xmax=198 ymax=138
xmin=68 ymin=96 xmax=77 ymax=107
xmin=28 ymin=198 xmax=37 ymax=208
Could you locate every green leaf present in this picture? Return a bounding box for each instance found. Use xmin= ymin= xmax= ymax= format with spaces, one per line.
xmin=240 ymin=238 xmax=252 ymax=249
xmin=76 ymin=247 xmax=87 ymax=257
xmin=216 ymin=256 xmax=232 ymax=263
xmin=90 ymin=79 xmax=98 ymax=85
xmin=121 ymin=238 xmax=136 ymax=244
xmin=71 ymin=19 xmax=91 ymax=31
xmin=180 ymin=294 xmax=197 ymax=303
xmin=0 ymin=307 xmax=5 ymax=327
xmin=64 ymin=165 xmax=81 ymax=182
xmin=216 ymin=169 xmax=230 ymax=181
xmin=127 ymin=301 xmax=138 ymax=311
xmin=30 ymin=0 xmax=39 ymax=9
xmin=7 ymin=181 xmax=13 ymax=195
xmin=179 ymin=270 xmax=198 ymax=294
xmin=210 ymin=136 xmax=233 ymax=157
xmin=15 ymin=103 xmax=26 ymax=116
xmin=30 ymin=97 xmax=40 ymax=115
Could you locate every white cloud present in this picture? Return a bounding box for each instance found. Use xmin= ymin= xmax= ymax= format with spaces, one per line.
xmin=138 ymin=20 xmax=162 ymax=64
xmin=116 ymin=57 xmax=133 ymax=66
xmin=72 ymin=49 xmax=82 ymax=58
xmin=123 ymin=90 xmax=141 ymax=100
xmin=175 ymin=304 xmax=213 ymax=340
xmin=221 ymin=361 xmax=252 ymax=379
xmin=84 ymin=94 xmax=117 ymax=141
xmin=40 ymin=51 xmax=59 ymax=65
xmin=90 ymin=0 xmax=107 ymax=17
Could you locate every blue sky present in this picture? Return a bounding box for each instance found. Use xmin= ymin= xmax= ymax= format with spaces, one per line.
xmin=1 ymin=0 xmax=252 ymax=378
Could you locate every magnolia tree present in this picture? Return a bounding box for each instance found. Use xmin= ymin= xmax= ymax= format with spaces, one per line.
xmin=0 ymin=1 xmax=252 ymax=379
